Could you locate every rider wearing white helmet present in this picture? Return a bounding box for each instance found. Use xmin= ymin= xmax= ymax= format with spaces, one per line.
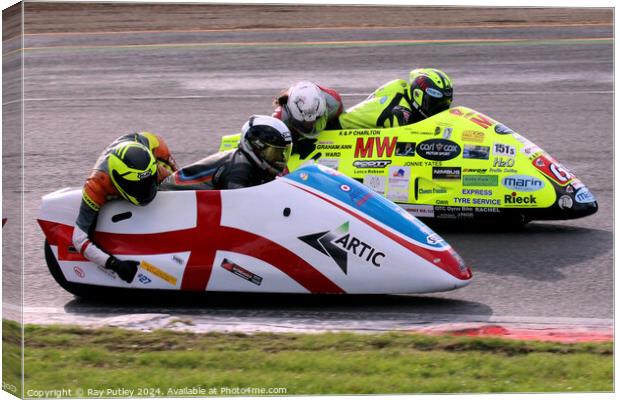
xmin=273 ymin=81 xmax=344 ymax=141
xmin=160 ymin=115 xmax=292 ymax=191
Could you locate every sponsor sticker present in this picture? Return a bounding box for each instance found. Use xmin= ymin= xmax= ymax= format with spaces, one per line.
xmin=340 ymin=184 xmax=351 ymax=192
xmin=352 ymin=160 xmax=392 ymax=169
xmin=137 ymin=273 xmax=152 ymax=285
xmin=571 ymin=180 xmax=585 ymax=190
xmin=471 ymin=198 xmax=501 ymax=206
xmin=426 ymin=88 xmax=443 ymax=98
xmin=392 ymin=168 xmax=406 ymax=178
xmin=316 ymin=158 xmax=340 ymax=171
xmin=493 ymin=157 xmax=515 ymax=167
xmin=418 ymin=187 xmax=448 ymax=196
xmin=513 ymin=133 xmax=533 ymax=146
xmin=463 ymin=144 xmax=490 ymax=160
xmin=339 ymin=129 xmax=382 ymax=137
xmin=395 ymin=142 xmax=416 ymax=157
xmin=493 ymin=143 xmax=516 ymax=157
xmin=532 ymin=154 xmax=574 ymax=185
xmin=434 ymin=205 xmax=472 ymax=219
xmin=462 ymin=175 xmax=498 ymax=186
xmin=400 ymin=204 xmax=435 ymax=218
xmin=416 ymin=139 xmax=461 ymax=161
xmin=504 ymin=192 xmax=537 ymax=206
xmin=137 ymin=170 xmax=152 ymax=179
xmin=432 ymin=167 xmax=461 ymax=180
xmin=501 ymin=175 xmax=545 ymax=192
xmin=388 ymin=166 xmax=410 ymax=202
xmin=575 ymin=188 xmax=596 ymax=204
xmin=97 ymin=264 xmax=117 ymax=279
xmin=221 ymin=258 xmax=263 ymax=286
xmin=461 ymin=130 xmax=485 ymax=143
xmin=140 ymin=260 xmax=177 ymax=285
xmin=494 ymin=123 xmax=514 ymax=134
xmin=299 ymin=222 xmax=385 ymax=274
xmin=453 ymin=197 xmax=501 ymax=206
xmin=426 ymin=233 xmax=444 ymax=245
xmin=521 ymin=144 xmax=542 ymax=158
xmin=363 ymin=175 xmax=386 ymax=195
xmin=73 ymin=266 xmax=85 ymax=278
xmin=316 ymin=143 xmax=351 ymax=150
xmin=462 ymin=188 xmax=493 ymax=196
xmin=354 ymin=137 xmax=397 ymax=158
xmin=443 ymin=127 xmax=453 ymax=139
xmin=450 ymin=109 xmax=496 ymax=129
xmin=558 ymin=195 xmax=573 ymax=210
xmin=347 ymin=186 xmax=375 ymax=207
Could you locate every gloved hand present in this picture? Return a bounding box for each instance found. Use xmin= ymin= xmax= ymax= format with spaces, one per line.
xmin=392 ymin=105 xmax=413 ymax=125
xmin=105 ymin=256 xmax=139 ymax=283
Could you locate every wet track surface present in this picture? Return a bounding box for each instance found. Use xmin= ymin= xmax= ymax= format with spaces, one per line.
xmin=7 ymin=21 xmax=613 ymax=330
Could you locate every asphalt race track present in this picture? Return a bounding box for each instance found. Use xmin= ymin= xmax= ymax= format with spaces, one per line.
xmin=8 ymin=18 xmax=613 ymax=331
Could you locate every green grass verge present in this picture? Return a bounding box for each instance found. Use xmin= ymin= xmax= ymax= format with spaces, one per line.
xmin=2 ymin=319 xmax=22 ymax=397
xmin=15 ymin=322 xmax=613 ymax=395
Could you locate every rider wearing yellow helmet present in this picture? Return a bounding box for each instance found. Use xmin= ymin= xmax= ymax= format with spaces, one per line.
xmin=339 ymin=68 xmax=454 ymax=129
xmin=72 ymin=133 xmax=178 ymax=283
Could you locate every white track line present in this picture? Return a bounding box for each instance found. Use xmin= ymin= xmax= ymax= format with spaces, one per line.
xmin=10 ymin=306 xmax=613 ymax=332
xmin=3 ymin=90 xmax=613 ymax=107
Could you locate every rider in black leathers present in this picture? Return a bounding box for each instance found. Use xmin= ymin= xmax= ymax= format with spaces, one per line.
xmin=160 ymin=115 xmax=292 ymax=191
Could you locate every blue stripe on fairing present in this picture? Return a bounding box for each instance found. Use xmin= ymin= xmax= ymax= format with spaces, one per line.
xmin=178 ymin=167 xmax=218 ymax=181
xmin=284 ymin=164 xmax=446 ymax=249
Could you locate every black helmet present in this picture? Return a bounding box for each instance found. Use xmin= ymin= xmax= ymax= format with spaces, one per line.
xmin=409 ymin=68 xmax=454 ymax=118
xmin=240 ymin=115 xmax=293 ymax=176
xmin=107 ymin=141 xmax=158 ymax=206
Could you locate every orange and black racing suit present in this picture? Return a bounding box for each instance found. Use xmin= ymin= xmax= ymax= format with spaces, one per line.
xmin=160 ymin=149 xmax=275 ymax=191
xmin=72 ymin=132 xmax=178 ymax=267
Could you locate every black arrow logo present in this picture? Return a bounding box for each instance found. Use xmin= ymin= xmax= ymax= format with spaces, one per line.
xmin=299 ymin=222 xmax=349 ymax=274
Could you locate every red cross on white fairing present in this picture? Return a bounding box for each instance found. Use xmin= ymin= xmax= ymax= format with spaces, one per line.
xmin=38 ymin=191 xmax=344 ymax=294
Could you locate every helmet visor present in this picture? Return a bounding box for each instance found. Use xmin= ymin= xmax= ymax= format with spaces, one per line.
xmin=112 ymin=170 xmax=158 ymax=206
xmin=261 ymin=144 xmax=292 ymax=173
xmin=424 ymin=95 xmax=453 ymax=117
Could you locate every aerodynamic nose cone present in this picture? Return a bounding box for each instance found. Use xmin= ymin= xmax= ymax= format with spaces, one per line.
xmin=556 ymin=183 xmax=598 ymax=219
xmin=443 ymin=247 xmax=473 ymax=282
xmin=424 ymin=244 xmax=473 ymax=291
xmin=572 ymin=199 xmax=598 ymax=218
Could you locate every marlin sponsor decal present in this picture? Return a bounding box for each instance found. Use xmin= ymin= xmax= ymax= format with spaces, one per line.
xmin=298 ymin=222 xmax=385 ymax=274
xmin=502 ymin=175 xmax=545 ymax=192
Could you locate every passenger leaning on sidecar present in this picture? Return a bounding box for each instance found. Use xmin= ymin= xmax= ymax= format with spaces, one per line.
xmin=273 ymin=81 xmax=344 ymax=143
xmin=339 ymin=68 xmax=454 ymax=129
xmin=72 ymin=132 xmax=178 ymax=283
xmin=160 ymin=115 xmax=292 ymax=191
